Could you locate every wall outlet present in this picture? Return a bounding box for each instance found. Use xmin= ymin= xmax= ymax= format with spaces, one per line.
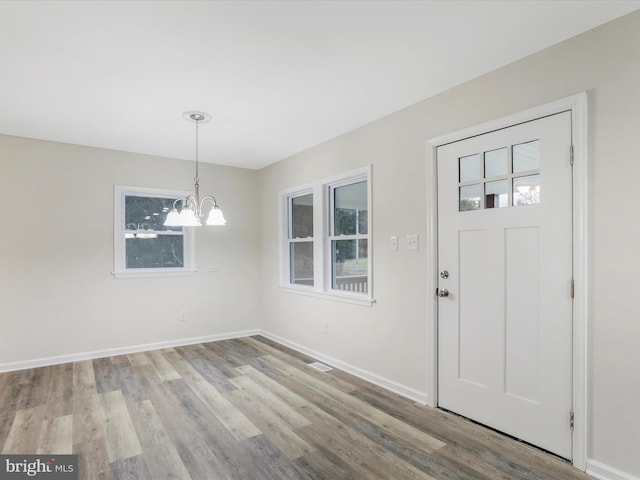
xmin=322 ymin=320 xmax=329 ymax=334
xmin=390 ymin=236 xmax=398 ymax=251
xmin=406 ymin=234 xmax=419 ymax=250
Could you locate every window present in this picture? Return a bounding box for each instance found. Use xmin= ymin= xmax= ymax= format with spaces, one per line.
xmin=288 ymin=191 xmax=314 ymax=286
xmin=113 ymin=186 xmax=194 ymax=278
xmin=329 ymin=180 xmax=368 ymax=293
xmin=280 ymin=167 xmax=372 ymax=305
xmin=458 ymin=140 xmax=541 ymax=212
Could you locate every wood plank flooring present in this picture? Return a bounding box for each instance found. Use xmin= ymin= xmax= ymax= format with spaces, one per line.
xmin=0 ymin=336 xmax=594 ymax=480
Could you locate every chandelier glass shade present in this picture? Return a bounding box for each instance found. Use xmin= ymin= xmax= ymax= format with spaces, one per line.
xmin=164 ymin=111 xmax=227 ymax=227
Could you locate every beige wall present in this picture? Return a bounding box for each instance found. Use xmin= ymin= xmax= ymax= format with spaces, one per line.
xmin=1 ymin=9 xmax=639 ymax=478
xmin=258 ymin=11 xmax=640 ymax=476
xmin=0 ymin=135 xmax=261 ymax=363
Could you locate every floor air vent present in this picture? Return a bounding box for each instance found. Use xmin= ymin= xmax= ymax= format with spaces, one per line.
xmin=308 ymin=361 xmax=333 ymax=372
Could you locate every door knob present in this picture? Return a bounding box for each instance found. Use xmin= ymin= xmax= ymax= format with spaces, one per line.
xmin=436 ymin=288 xmax=449 ymax=298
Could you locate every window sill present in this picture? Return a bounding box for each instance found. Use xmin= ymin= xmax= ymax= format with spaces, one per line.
xmin=112 ymin=269 xmax=197 ymax=279
xmin=279 ymin=285 xmax=375 ymax=307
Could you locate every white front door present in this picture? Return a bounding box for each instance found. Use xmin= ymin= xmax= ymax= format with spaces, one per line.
xmin=437 ymin=111 xmax=573 ymax=459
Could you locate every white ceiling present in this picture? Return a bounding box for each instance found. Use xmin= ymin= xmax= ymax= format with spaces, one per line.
xmin=0 ymin=1 xmax=638 ymax=169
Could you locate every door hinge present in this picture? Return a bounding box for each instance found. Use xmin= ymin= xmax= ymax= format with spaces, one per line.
xmin=571 ymin=279 xmax=575 ymax=299
xmin=570 ymin=410 xmax=575 ymax=430
xmin=570 ymin=144 xmax=575 ymax=165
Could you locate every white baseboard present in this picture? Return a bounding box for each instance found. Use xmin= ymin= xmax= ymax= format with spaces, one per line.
xmin=587 ymin=460 xmax=640 ymax=480
xmin=258 ymin=330 xmax=429 ymax=404
xmin=5 ymin=329 xmax=638 ymax=480
xmin=0 ymin=329 xmax=261 ymax=373
xmin=1 ymin=328 xmax=429 ymax=406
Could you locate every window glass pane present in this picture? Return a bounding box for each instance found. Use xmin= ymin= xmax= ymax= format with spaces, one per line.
xmin=513 ymin=175 xmax=541 ymax=206
xmin=459 ymin=154 xmax=481 ymax=182
xmin=358 ymin=209 xmax=368 ymax=235
xmin=125 ymin=195 xmax=181 ymax=232
xmin=290 ymin=242 xmax=314 ymax=286
xmin=513 ymin=140 xmax=540 ymax=173
xmin=291 ymin=194 xmax=313 ymax=238
xmin=332 ymin=239 xmax=368 ymax=293
xmin=334 ymin=181 xmax=367 ymax=235
xmin=484 ymin=148 xmax=507 ymax=178
xmin=459 ymin=184 xmax=481 ymax=211
xmin=485 ymin=180 xmax=508 ymax=209
xmin=126 ymin=235 xmax=184 ymax=269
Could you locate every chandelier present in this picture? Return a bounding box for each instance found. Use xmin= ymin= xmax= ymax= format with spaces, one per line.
xmin=164 ymin=111 xmax=227 ymax=227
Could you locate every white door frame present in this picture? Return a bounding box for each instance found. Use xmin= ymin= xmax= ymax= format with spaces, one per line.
xmin=425 ymin=93 xmax=588 ymax=470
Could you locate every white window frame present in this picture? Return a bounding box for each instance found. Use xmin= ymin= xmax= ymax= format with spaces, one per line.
xmin=113 ymin=185 xmax=195 ymax=278
xmin=279 ymin=166 xmax=373 ymax=306
xmin=326 ymin=175 xmax=370 ymax=295
xmin=285 ymin=188 xmax=315 ymax=289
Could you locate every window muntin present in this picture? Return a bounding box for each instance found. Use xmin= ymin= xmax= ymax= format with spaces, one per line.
xmin=114 ymin=186 xmax=194 ymax=277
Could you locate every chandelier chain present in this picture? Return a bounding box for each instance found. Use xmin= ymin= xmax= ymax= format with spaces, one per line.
xmin=194 ymin=118 xmax=200 ymax=183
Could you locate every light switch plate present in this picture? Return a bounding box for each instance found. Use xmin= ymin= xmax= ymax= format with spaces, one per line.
xmin=390 ymin=236 xmax=398 ymax=251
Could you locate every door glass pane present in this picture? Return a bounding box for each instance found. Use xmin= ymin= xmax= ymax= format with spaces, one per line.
xmin=290 ymin=242 xmax=314 ymax=286
xmin=513 ymin=175 xmax=541 ymax=206
xmin=485 ymin=180 xmax=508 ymax=209
xmin=291 ymin=194 xmax=313 ymax=238
xmin=334 ymin=181 xmax=368 ymax=235
xmin=126 ymin=235 xmax=184 ymax=268
xmin=459 ymin=184 xmax=481 ymax=211
xmin=332 ymin=239 xmax=368 ymax=293
xmin=459 ymin=154 xmax=481 ymax=182
xmin=513 ymin=140 xmax=540 ymax=173
xmin=484 ymin=148 xmax=507 ymax=178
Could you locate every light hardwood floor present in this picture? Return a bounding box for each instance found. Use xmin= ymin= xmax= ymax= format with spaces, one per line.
xmin=0 ymin=336 xmax=593 ymax=479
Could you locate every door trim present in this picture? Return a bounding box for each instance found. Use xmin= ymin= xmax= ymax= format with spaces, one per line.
xmin=425 ymin=93 xmax=588 ymax=470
